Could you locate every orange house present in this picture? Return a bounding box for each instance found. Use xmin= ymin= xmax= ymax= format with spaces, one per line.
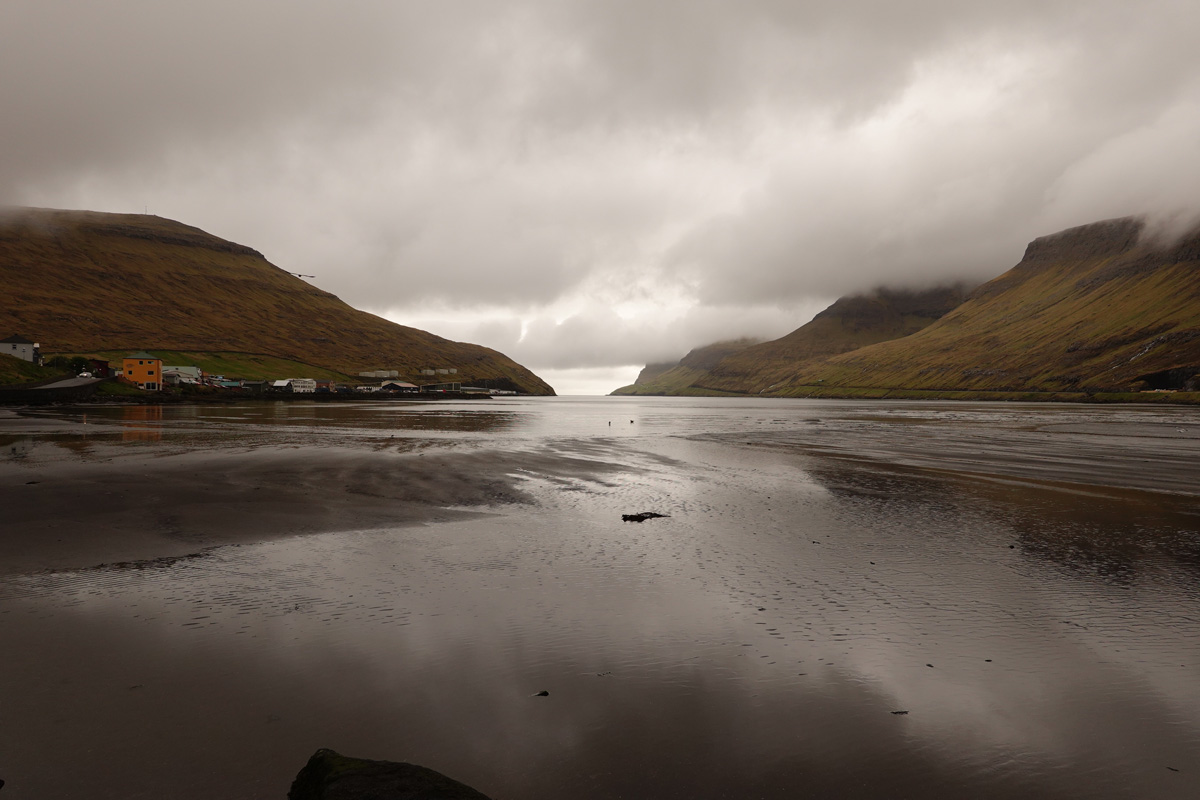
xmin=122 ymin=351 xmax=163 ymax=391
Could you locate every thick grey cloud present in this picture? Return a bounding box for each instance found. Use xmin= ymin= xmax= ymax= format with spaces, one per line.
xmin=399 ymin=299 xmax=825 ymax=371
xmin=4 ymin=0 xmax=1198 ymax=384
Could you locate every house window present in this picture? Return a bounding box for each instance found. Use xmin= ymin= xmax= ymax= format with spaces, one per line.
xmin=148 ymin=369 xmax=155 ymax=376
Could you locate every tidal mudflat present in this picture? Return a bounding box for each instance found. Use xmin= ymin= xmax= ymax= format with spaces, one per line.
xmin=1 ymin=398 xmax=1198 ymax=799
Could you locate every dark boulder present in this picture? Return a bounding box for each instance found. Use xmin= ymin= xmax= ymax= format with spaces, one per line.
xmin=289 ymin=749 xmax=493 ymax=800
xmin=622 ymin=512 xmax=668 ymax=522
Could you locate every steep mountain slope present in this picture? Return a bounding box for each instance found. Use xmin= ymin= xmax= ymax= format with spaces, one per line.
xmin=612 ymin=287 xmax=968 ymax=395
xmin=614 ymin=338 xmax=760 ymax=395
xmin=787 ymin=217 xmax=1200 ymax=394
xmin=0 ymin=208 xmax=554 ymax=393
xmin=630 ymin=362 xmax=678 ymax=385
xmin=699 ymin=287 xmax=971 ymax=394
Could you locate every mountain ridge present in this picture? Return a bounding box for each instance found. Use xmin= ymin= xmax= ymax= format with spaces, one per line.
xmin=613 ymin=216 xmax=1200 ymax=399
xmin=612 ymin=286 xmax=969 ymax=395
xmin=618 ymin=338 xmax=762 ymax=396
xmin=793 ymin=216 xmax=1200 ymax=395
xmin=0 ymin=208 xmax=555 ymax=393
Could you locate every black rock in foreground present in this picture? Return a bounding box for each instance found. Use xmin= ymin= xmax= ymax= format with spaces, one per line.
xmin=622 ymin=512 xmax=668 ymax=522
xmin=289 ymin=749 xmax=493 ymax=800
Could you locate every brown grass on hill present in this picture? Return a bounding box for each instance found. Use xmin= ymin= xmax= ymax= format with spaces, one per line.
xmin=0 ymin=208 xmax=553 ymax=393
xmin=800 ymin=217 xmax=1200 ymax=394
xmin=617 ymin=217 xmax=1200 ymax=398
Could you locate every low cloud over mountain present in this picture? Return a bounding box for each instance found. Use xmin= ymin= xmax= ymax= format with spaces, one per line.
xmin=5 ymin=1 xmax=1199 ymax=386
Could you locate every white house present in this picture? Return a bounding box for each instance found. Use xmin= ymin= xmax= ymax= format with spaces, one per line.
xmin=1 ymin=335 xmax=40 ymax=364
xmin=270 ymin=378 xmax=319 ymax=393
xmin=162 ymin=365 xmax=203 ymax=385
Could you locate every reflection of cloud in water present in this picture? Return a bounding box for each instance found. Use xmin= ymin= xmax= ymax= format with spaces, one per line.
xmin=809 ymin=459 xmax=1200 ymax=587
xmin=4 ymin=482 xmax=1197 ymax=799
xmin=207 ymin=403 xmax=523 ymax=433
xmin=3 ymin=399 xmax=1199 ymax=798
xmin=797 ymin=461 xmax=1200 ymax=746
xmin=24 ymin=402 xmax=523 ymax=449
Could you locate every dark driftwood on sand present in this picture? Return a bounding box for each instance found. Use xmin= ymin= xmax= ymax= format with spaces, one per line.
xmin=622 ymin=512 xmax=668 ymax=522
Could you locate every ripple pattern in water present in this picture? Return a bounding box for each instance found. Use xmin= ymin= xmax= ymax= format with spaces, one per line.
xmin=1 ymin=398 xmax=1199 ymax=799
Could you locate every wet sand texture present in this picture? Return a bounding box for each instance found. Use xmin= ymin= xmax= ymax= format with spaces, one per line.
xmin=0 ymin=444 xmax=626 ymax=574
xmin=1 ymin=399 xmax=1198 ymax=799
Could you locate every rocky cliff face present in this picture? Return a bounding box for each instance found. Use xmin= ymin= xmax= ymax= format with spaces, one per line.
xmin=972 ymin=216 xmax=1143 ymax=301
xmin=813 ymin=286 xmax=972 ymax=326
xmin=0 ymin=208 xmax=555 ymax=393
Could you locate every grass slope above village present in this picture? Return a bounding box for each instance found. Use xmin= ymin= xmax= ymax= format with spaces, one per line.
xmin=613 ymin=217 xmax=1200 ymax=403
xmin=0 ymin=208 xmax=554 ymax=394
xmin=0 ymin=352 xmax=61 ymax=385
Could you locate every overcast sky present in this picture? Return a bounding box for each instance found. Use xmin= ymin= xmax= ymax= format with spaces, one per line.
xmin=4 ymin=1 xmax=1198 ymax=393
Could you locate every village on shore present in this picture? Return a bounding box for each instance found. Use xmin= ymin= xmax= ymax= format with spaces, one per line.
xmin=2 ymin=334 xmax=517 ymax=397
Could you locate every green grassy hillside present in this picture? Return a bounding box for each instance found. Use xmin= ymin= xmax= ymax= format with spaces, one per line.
xmin=82 ymin=351 xmax=354 ymax=382
xmin=785 ymin=217 xmax=1200 ymax=395
xmin=700 ymin=287 xmax=970 ymax=394
xmin=0 ymin=208 xmax=554 ymax=394
xmin=0 ymin=353 xmax=64 ymax=386
xmin=613 ymin=217 xmax=1200 ymax=400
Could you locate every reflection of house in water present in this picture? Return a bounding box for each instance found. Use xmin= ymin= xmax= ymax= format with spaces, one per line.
xmin=121 ymin=405 xmax=164 ymax=442
xmin=1 ymin=435 xmax=34 ymax=459
xmin=53 ymin=437 xmax=96 ymax=456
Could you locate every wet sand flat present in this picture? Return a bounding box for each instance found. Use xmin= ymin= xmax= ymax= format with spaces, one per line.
xmin=1 ymin=398 xmax=1198 ymax=799
xmin=0 ymin=443 xmax=632 ymax=575
xmin=695 ymin=407 xmax=1200 ymax=498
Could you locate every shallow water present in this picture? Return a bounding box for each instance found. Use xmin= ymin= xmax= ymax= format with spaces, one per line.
xmin=1 ymin=397 xmax=1199 ymax=798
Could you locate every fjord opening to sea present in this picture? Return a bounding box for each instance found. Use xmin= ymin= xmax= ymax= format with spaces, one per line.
xmin=2 ymin=397 xmax=1197 ymax=799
